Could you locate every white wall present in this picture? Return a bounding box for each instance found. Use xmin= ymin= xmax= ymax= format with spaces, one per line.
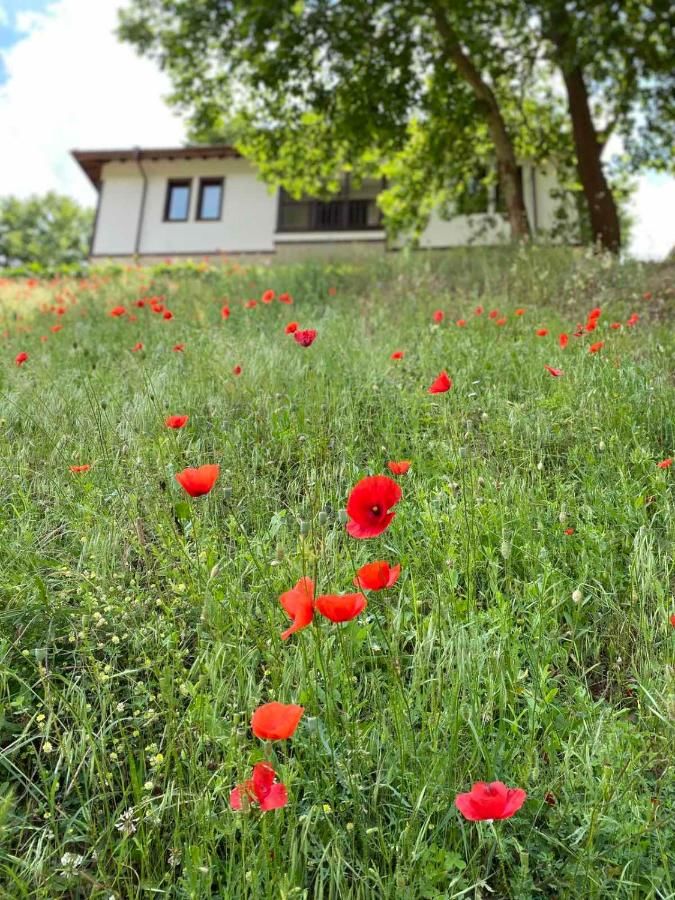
xmin=93 ymin=158 xmax=278 ymax=256
xmin=91 ymin=156 xmax=572 ymax=258
xmin=92 ymin=170 xmax=144 ymax=255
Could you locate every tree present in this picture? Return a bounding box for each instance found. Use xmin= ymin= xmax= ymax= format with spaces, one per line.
xmin=119 ymin=0 xmax=539 ymax=242
xmin=119 ymin=1 xmax=672 ymax=253
xmin=528 ymin=0 xmax=674 ymax=253
xmin=0 ymin=193 xmax=93 ymax=270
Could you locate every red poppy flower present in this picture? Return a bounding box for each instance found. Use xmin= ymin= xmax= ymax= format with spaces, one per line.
xmin=135 ymin=299 xmax=146 ymax=308
xmin=515 ymin=308 xmax=525 ymax=316
xmin=175 ymin=464 xmax=220 ymax=497
xmin=279 ymin=577 xmax=315 ymax=640
xmin=670 ymin=613 xmax=675 ymax=627
xmin=15 ymin=351 xmax=28 ymax=365
xmin=251 ymin=702 xmax=304 ymax=740
xmin=163 ymin=310 xmax=173 ymax=320
xmin=293 ymin=329 xmax=317 ymax=347
xmin=69 ymin=464 xmax=91 ymax=473
xmin=151 ymin=303 xmax=164 ymax=314
xmin=432 ymin=310 xmax=444 ymax=324
xmin=589 ymin=341 xmax=604 ymax=353
xmin=496 ymin=317 xmax=507 ymax=327
xmin=588 ymin=307 xmax=601 ymax=320
xmin=109 ymin=306 xmax=126 ymax=317
xmin=172 ymin=344 xmax=185 ymax=352
xmin=346 ymin=475 xmax=402 ymax=539
xmin=488 ymin=310 xmax=499 ymax=320
xmin=314 ymin=593 xmax=367 ymax=622
xmin=535 ymin=328 xmax=549 ymax=337
xmin=455 ymin=781 xmax=527 ymax=821
xmin=627 ymin=313 xmax=639 ymax=326
xmin=279 ymin=292 xmax=293 ymax=304
xmin=165 ymin=415 xmax=189 ymax=429
xmin=353 ymin=561 xmax=401 ymax=591
xmin=387 ymin=460 xmax=411 ymax=475
xmin=261 ymin=289 xmax=275 ymax=303
xmin=40 ymin=336 xmax=48 ymax=343
xmin=564 ymin=527 xmax=575 ymax=535
xmin=230 ymin=762 xmax=288 ymax=812
xmin=428 ymin=371 xmax=452 ymax=394
xmin=245 ymin=300 xmax=257 ymax=309
xmin=132 ymin=342 xmax=144 ymax=352
xmin=657 ymin=458 xmax=672 ymax=469
xmin=285 ymin=322 xmax=298 ymax=334
xmin=456 ymin=319 xmax=466 ymax=327
xmin=559 ymin=333 xmax=569 ymax=349
xmin=544 ymin=365 xmax=563 ymax=377
xmin=390 ymin=350 xmax=404 ymax=360
xmin=221 ymin=305 xmax=230 ymax=319
xmin=474 ymin=306 xmax=483 ymax=316
xmin=233 ymin=364 xmax=242 ymax=375
xmin=585 ymin=320 xmax=597 ymax=332
xmin=610 ymin=322 xmax=622 ymax=330
xmin=50 ymin=324 xmax=63 ymax=333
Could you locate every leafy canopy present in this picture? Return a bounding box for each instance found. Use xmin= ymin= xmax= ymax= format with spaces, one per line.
xmin=0 ymin=193 xmax=93 ymax=271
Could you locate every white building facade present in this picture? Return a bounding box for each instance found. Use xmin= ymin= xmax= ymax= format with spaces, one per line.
xmin=72 ymin=146 xmax=568 ymax=264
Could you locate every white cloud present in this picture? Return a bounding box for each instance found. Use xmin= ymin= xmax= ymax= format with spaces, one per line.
xmin=0 ymin=0 xmax=184 ymax=208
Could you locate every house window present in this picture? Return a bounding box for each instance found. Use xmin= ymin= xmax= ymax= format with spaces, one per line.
xmin=277 ymin=175 xmax=384 ymax=232
xmin=164 ymin=180 xmax=191 ymax=222
xmin=197 ymin=178 xmax=224 ymax=221
xmin=456 ymin=168 xmax=490 ymax=215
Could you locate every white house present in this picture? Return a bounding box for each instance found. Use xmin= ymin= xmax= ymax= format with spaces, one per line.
xmin=72 ymin=145 xmax=567 ymax=264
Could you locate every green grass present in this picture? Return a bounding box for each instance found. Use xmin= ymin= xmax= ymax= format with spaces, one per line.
xmin=0 ymin=247 xmax=673 ymax=899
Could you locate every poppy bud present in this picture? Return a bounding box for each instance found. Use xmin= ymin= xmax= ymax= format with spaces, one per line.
xmin=317 ymin=510 xmax=329 ymax=526
xmin=299 ymin=519 xmax=310 ymax=536
xmin=598 ymin=440 xmax=606 ymax=451
xmin=500 ymin=539 xmax=512 ymax=560
xmin=338 ymin=509 xmax=348 ymax=525
xmin=537 ymin=461 xmax=544 ymax=471
xmin=572 ymin=589 xmax=582 ymax=604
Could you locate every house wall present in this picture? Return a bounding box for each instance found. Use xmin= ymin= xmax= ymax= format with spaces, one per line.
xmin=90 ymin=157 xmax=571 ymax=262
xmin=92 ymin=158 xmax=279 ymax=258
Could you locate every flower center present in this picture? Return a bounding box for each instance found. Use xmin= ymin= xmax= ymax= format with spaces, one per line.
xmin=371 ymin=504 xmax=381 ymax=516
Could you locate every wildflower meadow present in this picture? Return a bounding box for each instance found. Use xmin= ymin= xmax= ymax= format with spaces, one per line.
xmin=0 ymin=247 xmax=673 ymax=898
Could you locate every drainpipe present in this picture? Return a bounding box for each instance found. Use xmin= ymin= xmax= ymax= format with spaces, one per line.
xmin=530 ymin=165 xmax=538 ymax=232
xmin=134 ymin=147 xmax=149 ymax=257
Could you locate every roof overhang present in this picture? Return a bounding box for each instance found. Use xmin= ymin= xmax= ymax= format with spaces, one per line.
xmin=71 ymin=145 xmax=243 ymax=189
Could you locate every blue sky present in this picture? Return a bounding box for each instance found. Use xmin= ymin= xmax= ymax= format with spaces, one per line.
xmin=0 ymin=0 xmax=673 ymax=259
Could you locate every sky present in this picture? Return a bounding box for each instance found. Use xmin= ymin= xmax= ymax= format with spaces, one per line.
xmin=0 ymin=0 xmax=673 ymax=261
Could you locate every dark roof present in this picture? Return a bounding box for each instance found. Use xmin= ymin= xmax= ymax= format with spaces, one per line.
xmin=71 ymin=145 xmax=242 ymax=189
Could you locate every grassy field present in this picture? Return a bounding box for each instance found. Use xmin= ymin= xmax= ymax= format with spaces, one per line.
xmin=0 ymin=247 xmax=673 ymax=899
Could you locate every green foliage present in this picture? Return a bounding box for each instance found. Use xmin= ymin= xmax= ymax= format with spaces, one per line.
xmin=0 ymin=193 xmax=93 ymax=272
xmin=0 ymin=248 xmax=673 ymax=898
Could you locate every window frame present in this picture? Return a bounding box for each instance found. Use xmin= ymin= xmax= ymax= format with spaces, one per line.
xmin=196 ymin=177 xmax=225 ymax=222
xmin=163 ymin=179 xmax=192 ymax=223
xmin=276 ymin=174 xmax=385 ymax=233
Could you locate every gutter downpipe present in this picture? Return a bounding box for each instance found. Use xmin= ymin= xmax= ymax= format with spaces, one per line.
xmin=134 ymin=147 xmax=149 ymax=258
xmin=531 ymin=165 xmax=538 ymax=233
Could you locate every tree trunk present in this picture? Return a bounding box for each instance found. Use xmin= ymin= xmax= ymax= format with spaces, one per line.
xmin=432 ymin=5 xmax=530 ymax=240
xmin=560 ymin=64 xmax=621 ymax=253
